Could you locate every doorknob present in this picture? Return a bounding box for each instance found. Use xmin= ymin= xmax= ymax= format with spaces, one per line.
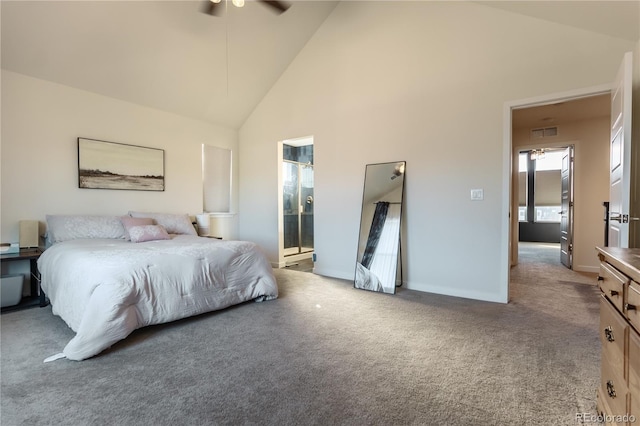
xmin=610 ymin=214 xmax=640 ymax=223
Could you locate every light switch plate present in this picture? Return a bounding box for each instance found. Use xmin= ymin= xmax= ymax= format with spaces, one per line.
xmin=470 ymin=189 xmax=484 ymax=201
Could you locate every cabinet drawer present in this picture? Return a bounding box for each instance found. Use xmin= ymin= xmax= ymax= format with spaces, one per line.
xmin=628 ymin=281 xmax=640 ymax=332
xmin=600 ymin=351 xmax=629 ymax=422
xmin=630 ymin=329 xmax=640 ymax=400
xmin=630 ymin=393 xmax=639 ymax=426
xmin=601 ymin=296 xmax=628 ymax=378
xmin=600 ymin=262 xmax=628 ymax=313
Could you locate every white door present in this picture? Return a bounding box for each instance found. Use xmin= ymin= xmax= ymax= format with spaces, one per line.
xmin=560 ymin=146 xmax=574 ymax=268
xmin=608 ymin=51 xmax=634 ymax=247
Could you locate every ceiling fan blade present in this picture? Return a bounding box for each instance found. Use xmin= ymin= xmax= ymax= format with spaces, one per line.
xmin=259 ymin=0 xmax=291 ymax=14
xmin=201 ymin=1 xmax=223 ymax=16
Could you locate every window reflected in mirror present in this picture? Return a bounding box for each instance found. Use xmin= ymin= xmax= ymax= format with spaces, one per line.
xmin=355 ymin=161 xmax=405 ymax=294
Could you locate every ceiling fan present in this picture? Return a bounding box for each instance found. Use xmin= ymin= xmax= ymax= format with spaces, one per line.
xmin=202 ymin=0 xmax=291 ymax=17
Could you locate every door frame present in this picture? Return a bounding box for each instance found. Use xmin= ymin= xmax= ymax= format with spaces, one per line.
xmin=277 ymin=135 xmax=315 ymax=268
xmin=502 ymin=84 xmax=611 ymax=301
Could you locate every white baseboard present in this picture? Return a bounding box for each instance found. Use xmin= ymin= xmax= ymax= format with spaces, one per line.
xmin=572 ymin=265 xmax=599 ymax=274
xmin=311 ymin=269 xmax=507 ymax=303
xmin=281 ymin=261 xmax=593 ymax=303
xmin=312 ymin=267 xmax=354 ymax=281
xmin=405 ymin=281 xmax=508 ymax=304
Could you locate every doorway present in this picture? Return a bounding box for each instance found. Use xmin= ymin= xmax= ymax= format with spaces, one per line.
xmin=504 ymin=86 xmax=612 ymax=303
xmin=516 ymin=146 xmax=573 ymax=268
xmin=279 ymin=136 xmax=314 ymax=267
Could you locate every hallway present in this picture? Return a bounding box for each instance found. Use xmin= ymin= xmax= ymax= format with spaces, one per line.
xmin=510 ymin=242 xmax=598 ymax=302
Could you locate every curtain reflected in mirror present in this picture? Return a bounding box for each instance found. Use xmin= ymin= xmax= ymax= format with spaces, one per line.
xmin=355 ymin=161 xmax=405 ymax=294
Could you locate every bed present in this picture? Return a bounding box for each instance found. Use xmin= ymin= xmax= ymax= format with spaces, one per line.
xmin=38 ymin=213 xmax=278 ymax=361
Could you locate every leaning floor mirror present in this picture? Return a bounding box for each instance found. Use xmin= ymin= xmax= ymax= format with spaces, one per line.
xmin=354 ymin=161 xmax=406 ymax=294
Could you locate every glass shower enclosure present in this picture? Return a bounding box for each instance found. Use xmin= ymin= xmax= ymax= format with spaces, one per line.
xmin=282 ymin=143 xmax=314 ymax=257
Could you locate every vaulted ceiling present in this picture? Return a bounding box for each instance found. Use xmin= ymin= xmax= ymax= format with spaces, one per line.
xmin=1 ymin=0 xmax=338 ymax=128
xmin=477 ymin=1 xmax=639 ymax=42
xmin=2 ymin=1 xmax=638 ymax=130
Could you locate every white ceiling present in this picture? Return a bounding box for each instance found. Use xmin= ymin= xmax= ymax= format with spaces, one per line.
xmin=1 ymin=0 xmax=338 ymax=128
xmin=2 ymin=1 xmax=638 ymax=129
xmin=512 ymin=93 xmax=611 ymax=130
xmin=477 ymin=1 xmax=640 ymax=43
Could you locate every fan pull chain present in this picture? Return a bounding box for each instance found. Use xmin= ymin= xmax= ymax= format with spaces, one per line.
xmin=225 ymin=0 xmax=229 ymax=97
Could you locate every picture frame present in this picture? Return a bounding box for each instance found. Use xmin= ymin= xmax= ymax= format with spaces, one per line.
xmin=78 ymin=138 xmax=165 ymax=191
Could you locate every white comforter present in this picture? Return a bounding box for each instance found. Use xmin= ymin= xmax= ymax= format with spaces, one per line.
xmin=38 ymin=235 xmax=278 ymax=361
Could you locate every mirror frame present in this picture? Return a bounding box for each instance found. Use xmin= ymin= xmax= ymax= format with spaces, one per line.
xmin=354 ymin=161 xmax=406 ymax=294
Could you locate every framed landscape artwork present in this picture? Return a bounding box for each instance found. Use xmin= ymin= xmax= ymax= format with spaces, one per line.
xmin=78 ymin=138 xmax=165 ymax=191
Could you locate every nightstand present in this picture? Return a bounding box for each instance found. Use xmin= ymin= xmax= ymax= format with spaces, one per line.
xmin=1 ymin=248 xmax=49 ymax=313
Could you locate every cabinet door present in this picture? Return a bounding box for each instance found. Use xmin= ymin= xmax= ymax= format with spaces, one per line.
xmin=630 ymin=330 xmax=640 ymax=419
xmin=600 ymin=297 xmax=628 ymax=380
xmin=630 ymin=394 xmax=639 ymax=426
xmin=600 ymin=352 xmax=629 ymax=424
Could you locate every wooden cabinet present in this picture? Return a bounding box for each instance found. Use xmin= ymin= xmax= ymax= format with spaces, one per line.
xmin=630 ymin=331 xmax=640 ymax=422
xmin=596 ymin=247 xmax=640 ymax=425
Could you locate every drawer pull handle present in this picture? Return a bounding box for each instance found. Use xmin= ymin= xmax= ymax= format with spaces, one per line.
xmin=606 ymin=380 xmax=616 ymax=398
xmin=625 ymin=303 xmax=637 ymax=311
xmin=610 ymin=290 xmax=619 ymax=297
xmin=597 ymin=276 xmax=604 ymax=281
xmin=604 ymin=326 xmax=615 ymax=342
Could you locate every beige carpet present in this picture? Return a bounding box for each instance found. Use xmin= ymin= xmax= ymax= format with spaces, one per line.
xmin=1 ymin=244 xmax=601 ymax=425
xmin=511 ymin=242 xmax=597 ymax=299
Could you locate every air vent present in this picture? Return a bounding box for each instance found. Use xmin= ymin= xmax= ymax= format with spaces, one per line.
xmin=531 ymin=126 xmax=558 ymax=139
xmin=531 ymin=128 xmax=545 ymax=139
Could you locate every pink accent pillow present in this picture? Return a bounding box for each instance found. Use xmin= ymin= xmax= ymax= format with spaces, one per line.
xmin=127 ymin=225 xmax=171 ymax=243
xmin=120 ymin=216 xmax=154 ymax=240
xmin=128 ymin=212 xmax=197 ymax=235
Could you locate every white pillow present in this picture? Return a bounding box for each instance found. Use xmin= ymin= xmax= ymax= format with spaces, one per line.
xmin=46 ymin=215 xmax=127 ymax=243
xmin=128 ymin=212 xmax=197 ymax=235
